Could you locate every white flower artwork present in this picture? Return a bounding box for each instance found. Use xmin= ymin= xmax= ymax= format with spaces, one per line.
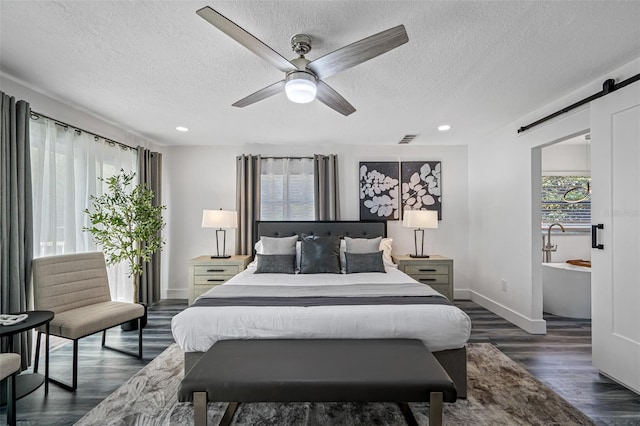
xmin=359 ymin=162 xmax=400 ymax=220
xmin=401 ymin=161 xmax=442 ymax=219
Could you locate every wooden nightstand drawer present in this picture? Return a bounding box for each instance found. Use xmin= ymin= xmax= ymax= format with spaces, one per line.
xmin=193 ymin=284 xmax=220 ymax=300
xmin=411 ymin=274 xmax=449 ymax=285
xmin=392 ymin=255 xmax=454 ymax=301
xmin=429 ymin=284 xmax=450 ymax=298
xmin=194 ymin=265 xmax=239 ymax=276
xmin=404 ymin=264 xmax=449 ymax=275
xmin=194 ymin=275 xmax=235 ymax=285
xmin=188 ymin=255 xmax=252 ymax=304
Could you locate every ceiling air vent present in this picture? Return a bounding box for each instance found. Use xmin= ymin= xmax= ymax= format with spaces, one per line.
xmin=398 ymin=134 xmax=418 ymax=144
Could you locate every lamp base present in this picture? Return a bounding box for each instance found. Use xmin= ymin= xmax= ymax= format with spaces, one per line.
xmin=409 ymin=254 xmax=431 ymax=258
xmin=210 ymin=255 xmax=231 ymax=259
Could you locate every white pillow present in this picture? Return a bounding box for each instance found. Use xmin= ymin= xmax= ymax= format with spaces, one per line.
xmin=344 ymin=236 xmax=382 ymax=253
xmin=255 ymin=238 xmax=302 ymax=271
xmin=339 ymin=237 xmax=395 ymax=271
xmin=261 ymin=235 xmax=297 ymax=255
xmin=380 ymin=237 xmax=395 ymax=267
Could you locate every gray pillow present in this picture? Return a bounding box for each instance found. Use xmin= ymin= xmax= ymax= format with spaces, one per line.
xmin=345 ymin=251 xmax=386 ymax=274
xmin=300 ymin=234 xmax=341 ymax=274
xmin=344 ymin=236 xmax=382 ymax=253
xmin=255 ymin=254 xmax=296 ymax=274
xmin=261 ymin=235 xmax=297 ymax=255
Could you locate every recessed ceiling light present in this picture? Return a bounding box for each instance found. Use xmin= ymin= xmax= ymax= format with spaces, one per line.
xmin=176 ymin=126 xmax=189 ymax=132
xmin=438 ymin=124 xmax=451 ymax=132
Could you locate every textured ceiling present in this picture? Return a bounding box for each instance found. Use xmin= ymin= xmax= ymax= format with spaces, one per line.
xmin=1 ymin=1 xmax=639 ymax=146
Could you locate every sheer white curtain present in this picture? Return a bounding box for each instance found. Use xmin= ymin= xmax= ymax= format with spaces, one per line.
xmin=30 ymin=117 xmax=138 ymax=302
xmin=260 ymin=157 xmax=314 ymax=220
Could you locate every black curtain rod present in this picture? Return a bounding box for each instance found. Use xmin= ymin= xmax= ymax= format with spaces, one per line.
xmin=259 ymin=156 xmax=314 ymax=160
xmin=29 ymin=111 xmax=137 ymax=151
xmin=518 ymin=73 xmax=640 ymax=134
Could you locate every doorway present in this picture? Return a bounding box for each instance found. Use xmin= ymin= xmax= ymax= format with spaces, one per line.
xmin=538 ymin=135 xmax=592 ymax=319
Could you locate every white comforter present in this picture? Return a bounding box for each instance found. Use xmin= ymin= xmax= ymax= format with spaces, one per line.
xmin=171 ymin=266 xmax=471 ymax=352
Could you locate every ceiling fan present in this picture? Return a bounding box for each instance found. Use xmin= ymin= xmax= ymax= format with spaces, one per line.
xmin=196 ymin=6 xmax=409 ymax=116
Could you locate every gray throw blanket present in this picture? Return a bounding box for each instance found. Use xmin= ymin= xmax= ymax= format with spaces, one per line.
xmin=192 ymin=283 xmax=451 ymax=308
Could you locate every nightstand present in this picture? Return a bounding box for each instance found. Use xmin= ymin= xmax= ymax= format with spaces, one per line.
xmin=188 ymin=255 xmax=252 ymax=304
xmin=392 ymin=255 xmax=454 ymax=300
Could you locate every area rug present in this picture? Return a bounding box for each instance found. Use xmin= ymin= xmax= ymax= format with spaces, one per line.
xmin=74 ymin=343 xmax=595 ymax=426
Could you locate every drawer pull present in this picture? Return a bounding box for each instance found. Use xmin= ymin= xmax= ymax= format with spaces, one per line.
xmin=419 ymin=269 xmax=437 ymax=272
xmin=207 ymin=279 xmax=225 ymax=282
xmin=419 ymin=278 xmax=437 ymax=282
xmin=206 ymin=269 xmax=226 ymax=272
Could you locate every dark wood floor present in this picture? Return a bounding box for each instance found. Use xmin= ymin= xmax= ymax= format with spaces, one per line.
xmin=1 ymin=299 xmax=639 ymax=425
xmin=458 ymin=300 xmax=640 ymax=426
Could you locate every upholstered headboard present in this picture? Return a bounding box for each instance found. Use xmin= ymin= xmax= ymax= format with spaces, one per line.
xmin=254 ymin=221 xmax=387 ymax=249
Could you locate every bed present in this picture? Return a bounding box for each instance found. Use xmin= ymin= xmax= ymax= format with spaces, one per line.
xmin=171 ymin=221 xmax=471 ymax=397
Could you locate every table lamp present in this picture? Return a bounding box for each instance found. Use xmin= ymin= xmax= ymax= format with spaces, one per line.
xmin=402 ymin=209 xmax=438 ymax=258
xmin=202 ymin=209 xmax=237 ymax=258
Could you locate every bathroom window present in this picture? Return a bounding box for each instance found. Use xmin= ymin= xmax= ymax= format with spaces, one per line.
xmin=541 ymin=176 xmax=591 ymax=231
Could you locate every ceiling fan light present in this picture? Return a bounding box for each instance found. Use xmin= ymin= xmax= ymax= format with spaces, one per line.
xmin=285 ymin=72 xmax=317 ymax=104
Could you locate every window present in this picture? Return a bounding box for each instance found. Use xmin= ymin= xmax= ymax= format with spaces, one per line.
xmin=541 ymin=175 xmax=591 ymax=231
xmin=30 ymin=115 xmax=138 ymax=301
xmin=260 ymin=157 xmax=315 ymax=220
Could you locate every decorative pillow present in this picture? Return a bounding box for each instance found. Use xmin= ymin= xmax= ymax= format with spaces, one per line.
xmin=255 ymin=253 xmax=296 ymax=274
xmin=380 ymin=237 xmax=395 ymax=267
xmin=345 ymin=251 xmax=386 ymax=274
xmin=344 ymin=236 xmax=382 ymax=253
xmin=261 ymin=235 xmax=297 ymax=255
xmin=254 ymin=238 xmax=302 ymax=271
xmin=341 ymin=236 xmax=383 ymax=271
xmin=300 ymin=234 xmax=341 ymax=274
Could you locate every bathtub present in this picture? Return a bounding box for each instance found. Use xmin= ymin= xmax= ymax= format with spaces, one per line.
xmin=542 ymin=262 xmax=591 ymax=319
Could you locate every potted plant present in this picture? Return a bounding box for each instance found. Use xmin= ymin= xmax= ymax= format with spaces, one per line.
xmin=84 ymin=169 xmax=166 ymax=329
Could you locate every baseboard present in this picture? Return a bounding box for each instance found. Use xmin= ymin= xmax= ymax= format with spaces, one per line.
xmin=470 ymin=291 xmax=547 ymax=335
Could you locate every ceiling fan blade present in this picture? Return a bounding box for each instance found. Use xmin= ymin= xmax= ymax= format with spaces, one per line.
xmin=232 ymin=80 xmax=286 ymax=108
xmin=196 ymin=6 xmax=295 ymax=73
xmin=307 ymin=25 xmax=408 ymax=80
xmin=315 ymin=81 xmax=356 ymax=116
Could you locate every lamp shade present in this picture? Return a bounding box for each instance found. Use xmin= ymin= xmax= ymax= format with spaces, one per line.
xmin=202 ymin=209 xmax=237 ymax=229
xmin=285 ymin=71 xmax=317 ymax=104
xmin=402 ymin=210 xmax=438 ymax=229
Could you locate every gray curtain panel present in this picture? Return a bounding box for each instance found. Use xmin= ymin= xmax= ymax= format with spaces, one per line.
xmin=136 ymin=146 xmax=162 ymax=304
xmin=236 ymin=154 xmax=261 ymax=255
xmin=314 ymin=154 xmax=340 ymax=220
xmin=0 ymin=91 xmax=33 ymax=370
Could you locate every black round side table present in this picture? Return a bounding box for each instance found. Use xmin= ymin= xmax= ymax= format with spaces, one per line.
xmin=1 ymin=310 xmax=53 ymax=425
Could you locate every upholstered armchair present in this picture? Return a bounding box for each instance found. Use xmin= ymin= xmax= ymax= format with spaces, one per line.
xmin=0 ymin=352 xmax=21 ymax=426
xmin=31 ymin=252 xmax=145 ymax=391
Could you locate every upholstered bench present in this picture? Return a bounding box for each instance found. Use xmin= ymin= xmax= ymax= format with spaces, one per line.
xmin=178 ymin=339 xmax=457 ymax=426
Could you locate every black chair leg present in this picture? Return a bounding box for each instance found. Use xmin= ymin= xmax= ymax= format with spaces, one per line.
xmin=138 ymin=317 xmax=143 ymax=358
xmin=48 ymin=319 xmax=143 ymax=392
xmin=102 ymin=319 xmax=144 ymax=359
xmin=47 ymin=339 xmax=78 ymax=391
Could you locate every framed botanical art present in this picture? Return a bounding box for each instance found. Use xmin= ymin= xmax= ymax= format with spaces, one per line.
xmin=401 ymin=161 xmax=442 ymax=219
xmin=359 ymin=162 xmax=400 ymax=220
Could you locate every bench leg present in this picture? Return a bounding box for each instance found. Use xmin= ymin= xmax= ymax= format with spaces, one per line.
xmin=219 ymin=402 xmax=239 ymax=426
xmin=398 ymin=403 xmax=418 ymax=426
xmin=194 ymin=392 xmax=208 ymax=426
xmin=429 ymin=392 xmax=444 ymax=426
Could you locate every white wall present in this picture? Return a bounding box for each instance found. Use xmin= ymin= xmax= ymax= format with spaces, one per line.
xmin=468 ymin=57 xmax=640 ymax=334
xmin=164 ymin=143 xmax=469 ymax=300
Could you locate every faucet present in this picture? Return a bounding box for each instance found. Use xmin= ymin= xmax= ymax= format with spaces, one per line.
xmin=542 ymin=223 xmax=566 ymax=263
